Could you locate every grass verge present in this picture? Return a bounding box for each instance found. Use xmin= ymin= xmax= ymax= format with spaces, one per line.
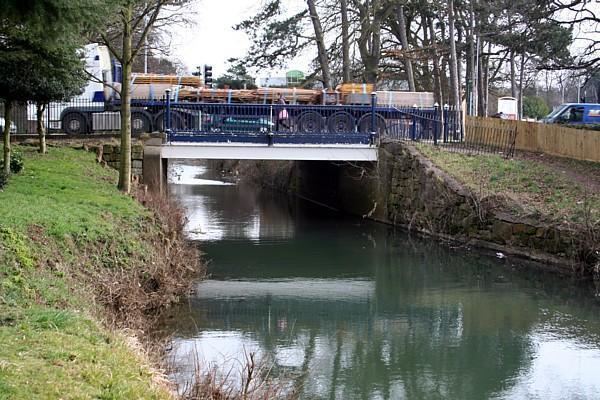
xmin=0 ymin=146 xmax=202 ymax=399
xmin=415 ymin=143 xmax=600 ymax=226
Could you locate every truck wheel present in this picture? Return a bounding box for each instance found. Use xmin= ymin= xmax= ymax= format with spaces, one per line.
xmin=358 ymin=113 xmax=387 ymax=134
xmin=131 ymin=112 xmax=152 ymax=135
xmin=155 ymin=111 xmax=185 ymax=132
xmin=297 ymin=111 xmax=323 ymax=133
xmin=62 ymin=113 xmax=87 ymax=135
xmin=327 ymin=112 xmax=355 ymax=133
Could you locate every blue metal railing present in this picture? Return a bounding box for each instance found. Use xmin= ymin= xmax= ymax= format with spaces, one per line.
xmin=385 ymin=104 xmax=462 ymax=144
xmin=161 ymin=94 xmax=460 ymax=147
xmin=164 ymin=100 xmax=377 ymax=145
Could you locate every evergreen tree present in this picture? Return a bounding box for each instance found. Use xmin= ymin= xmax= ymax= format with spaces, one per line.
xmin=216 ymin=64 xmax=258 ymax=90
xmin=522 ymin=96 xmax=550 ymax=120
xmin=0 ymin=0 xmax=105 ymax=172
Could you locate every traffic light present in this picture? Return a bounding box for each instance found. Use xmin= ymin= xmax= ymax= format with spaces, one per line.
xmin=203 ymin=65 xmax=213 ymax=86
xmin=191 ymin=66 xmax=201 ymax=77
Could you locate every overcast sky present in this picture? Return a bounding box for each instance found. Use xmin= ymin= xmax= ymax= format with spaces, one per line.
xmin=169 ymin=0 xmax=311 ymax=79
xmin=168 ymin=0 xmax=600 ymax=80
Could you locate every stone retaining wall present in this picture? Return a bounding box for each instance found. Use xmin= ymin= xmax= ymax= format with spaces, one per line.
xmin=280 ymin=141 xmax=596 ymax=274
xmin=379 ymin=141 xmax=595 ymax=272
xmin=96 ymin=143 xmax=144 ymax=180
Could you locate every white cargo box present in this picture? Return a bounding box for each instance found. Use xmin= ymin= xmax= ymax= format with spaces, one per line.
xmin=497 ymin=97 xmax=518 ymax=120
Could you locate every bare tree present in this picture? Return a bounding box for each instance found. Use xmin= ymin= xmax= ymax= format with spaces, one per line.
xmin=448 ymin=0 xmax=461 ymax=113
xmin=94 ymin=0 xmax=190 ymax=193
xmin=352 ymin=0 xmax=395 ymax=83
xmin=340 ymin=0 xmax=351 ymax=83
xmin=307 ymin=0 xmax=332 ymax=88
xmin=396 ymin=5 xmax=416 ymax=91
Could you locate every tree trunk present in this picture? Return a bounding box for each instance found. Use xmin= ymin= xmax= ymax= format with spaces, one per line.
xmin=510 ymin=50 xmax=517 ymax=98
xmin=428 ymin=16 xmax=443 ymax=105
xmin=456 ymin=24 xmax=463 ymax=100
xmin=466 ymin=9 xmax=474 ymax=115
xmin=36 ymin=102 xmax=47 ymax=154
xmin=518 ymin=52 xmax=526 ymax=119
xmin=341 ymin=0 xmax=351 ymax=83
xmin=356 ymin=0 xmax=389 ymax=85
xmin=307 ymin=0 xmax=332 ymax=89
xmin=397 ymin=6 xmax=415 ymax=91
xmin=448 ymin=0 xmax=462 ymax=131
xmin=118 ymin=4 xmax=133 ymax=193
xmin=421 ymin=11 xmax=432 ymax=92
xmin=484 ymin=44 xmax=492 ymax=116
xmin=477 ymin=40 xmax=487 ymax=116
xmin=2 ymin=100 xmax=12 ymax=176
xmin=439 ymin=20 xmax=450 ymax=101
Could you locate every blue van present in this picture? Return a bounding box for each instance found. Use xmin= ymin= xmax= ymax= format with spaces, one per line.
xmin=542 ymin=103 xmax=600 ymax=125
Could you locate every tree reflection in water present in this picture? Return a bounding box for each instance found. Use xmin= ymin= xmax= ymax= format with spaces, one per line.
xmin=162 ymin=162 xmax=600 ymax=400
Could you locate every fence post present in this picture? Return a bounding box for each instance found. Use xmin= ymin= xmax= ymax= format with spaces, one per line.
xmin=165 ymin=89 xmax=171 ymax=142
xmin=47 ymin=102 xmax=52 ymax=135
xmin=370 ymin=92 xmax=377 ymax=145
xmin=268 ymin=103 xmax=274 ymax=146
xmin=411 ymin=104 xmax=417 ymax=141
xmin=433 ymin=103 xmax=439 ymax=145
xmin=443 ymin=104 xmax=449 ymax=143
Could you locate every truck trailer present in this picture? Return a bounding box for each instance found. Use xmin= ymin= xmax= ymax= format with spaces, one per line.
xmin=38 ymin=44 xmax=436 ymax=136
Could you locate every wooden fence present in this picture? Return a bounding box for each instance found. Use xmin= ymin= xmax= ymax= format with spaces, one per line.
xmin=465 ymin=116 xmax=600 ymax=163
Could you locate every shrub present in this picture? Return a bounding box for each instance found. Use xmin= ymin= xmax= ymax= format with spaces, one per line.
xmin=10 ymin=150 xmax=23 ymax=173
xmin=0 ymin=171 xmax=7 ymax=189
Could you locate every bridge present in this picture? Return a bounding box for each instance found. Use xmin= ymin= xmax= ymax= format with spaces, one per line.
xmin=144 ymin=96 xmax=461 ymax=192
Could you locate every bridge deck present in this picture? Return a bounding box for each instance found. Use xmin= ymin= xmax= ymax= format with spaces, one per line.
xmin=161 ymin=142 xmax=378 ymax=161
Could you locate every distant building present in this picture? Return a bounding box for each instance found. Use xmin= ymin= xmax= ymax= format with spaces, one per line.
xmin=259 ymin=76 xmax=288 ymax=87
xmin=259 ymin=70 xmax=306 ymax=88
xmin=286 ymin=70 xmax=305 ymax=86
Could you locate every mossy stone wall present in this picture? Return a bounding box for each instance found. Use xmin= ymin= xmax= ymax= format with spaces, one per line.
xmin=96 ymin=143 xmax=144 ymax=180
xmin=290 ymin=141 xmax=594 ymax=273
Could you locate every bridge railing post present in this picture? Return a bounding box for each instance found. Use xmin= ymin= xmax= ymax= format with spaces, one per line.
xmin=268 ymin=103 xmax=274 ymax=146
xmin=165 ymin=89 xmax=172 ymax=142
xmin=370 ymin=92 xmax=377 ymax=146
xmin=433 ymin=102 xmax=439 ymax=146
xmin=411 ymin=104 xmax=417 ymax=141
xmin=443 ymin=104 xmax=449 ymax=143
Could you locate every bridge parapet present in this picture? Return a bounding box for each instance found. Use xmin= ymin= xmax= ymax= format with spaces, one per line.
xmin=160 ymin=94 xmax=447 ymax=146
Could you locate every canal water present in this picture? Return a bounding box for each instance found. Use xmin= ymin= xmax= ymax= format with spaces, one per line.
xmin=164 ymin=162 xmax=600 ymax=400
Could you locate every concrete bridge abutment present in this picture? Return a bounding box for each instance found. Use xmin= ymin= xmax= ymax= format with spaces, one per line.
xmin=142 ymin=138 xmax=168 ymax=194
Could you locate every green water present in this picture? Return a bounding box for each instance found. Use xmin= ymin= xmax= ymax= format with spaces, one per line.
xmin=164 ymin=163 xmax=600 ymax=400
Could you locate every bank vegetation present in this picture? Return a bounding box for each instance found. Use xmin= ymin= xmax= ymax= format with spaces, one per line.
xmin=0 ymin=146 xmax=203 ymax=398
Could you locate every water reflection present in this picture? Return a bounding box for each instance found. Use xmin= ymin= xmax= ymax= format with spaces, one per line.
xmin=164 ymin=162 xmax=600 ymax=400
xmin=169 ymin=162 xmax=295 ymax=242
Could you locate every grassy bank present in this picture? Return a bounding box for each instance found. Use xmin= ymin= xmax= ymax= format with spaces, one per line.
xmin=416 ymin=144 xmax=600 ymax=226
xmin=0 ymin=146 xmax=200 ymax=399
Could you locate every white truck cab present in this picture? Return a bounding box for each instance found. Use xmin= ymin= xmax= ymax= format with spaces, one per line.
xmin=29 ymin=43 xmax=122 ymax=131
